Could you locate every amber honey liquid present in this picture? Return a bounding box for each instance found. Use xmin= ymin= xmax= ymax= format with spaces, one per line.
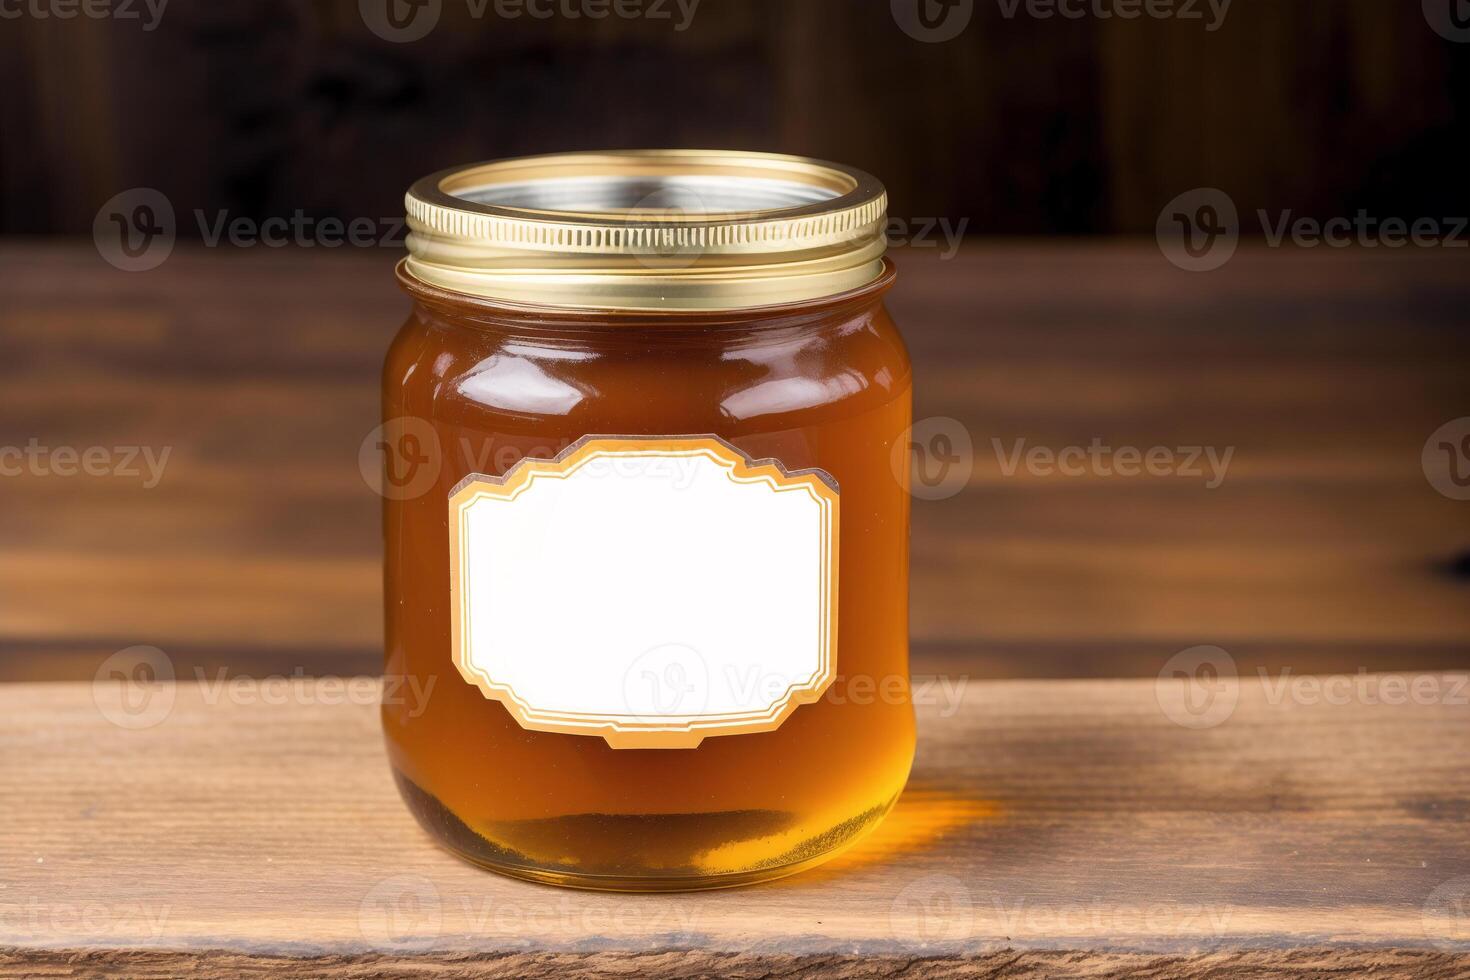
xmin=382 ymin=267 xmax=914 ymax=890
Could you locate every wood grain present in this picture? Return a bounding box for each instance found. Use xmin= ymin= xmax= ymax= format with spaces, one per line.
xmin=3 ymin=949 xmax=1469 ymax=979
xmin=0 ymin=2 xmax=1463 ymax=235
xmin=1 ymin=675 xmax=1467 ymax=975
xmin=0 ymin=243 xmax=1468 ymax=680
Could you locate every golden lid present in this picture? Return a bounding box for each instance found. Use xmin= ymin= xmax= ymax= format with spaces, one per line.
xmin=403 ymin=150 xmax=888 ymax=312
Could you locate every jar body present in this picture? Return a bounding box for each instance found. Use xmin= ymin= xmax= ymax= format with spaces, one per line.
xmin=381 ymin=265 xmax=914 ymax=890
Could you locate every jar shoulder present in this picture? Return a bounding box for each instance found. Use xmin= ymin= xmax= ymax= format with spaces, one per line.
xmin=386 ymin=303 xmax=912 ymax=429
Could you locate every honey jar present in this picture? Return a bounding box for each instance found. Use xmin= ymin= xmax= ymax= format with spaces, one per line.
xmin=380 ymin=150 xmax=914 ymax=890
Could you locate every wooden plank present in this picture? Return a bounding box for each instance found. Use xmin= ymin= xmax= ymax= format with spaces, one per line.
xmin=1 ymin=675 xmax=1467 ymax=976
xmin=0 ymin=244 xmax=1467 ymax=678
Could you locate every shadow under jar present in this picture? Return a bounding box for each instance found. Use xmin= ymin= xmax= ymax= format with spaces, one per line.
xmin=381 ymin=151 xmax=914 ymax=891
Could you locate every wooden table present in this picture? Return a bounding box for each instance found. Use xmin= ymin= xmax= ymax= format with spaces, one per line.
xmin=3 ymin=674 xmax=1467 ymax=977
xmin=1 ymin=242 xmax=1467 ymax=682
xmin=2 ymin=243 xmax=1469 ymax=975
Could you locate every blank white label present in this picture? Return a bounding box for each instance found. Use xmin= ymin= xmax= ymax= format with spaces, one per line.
xmin=448 ymin=435 xmax=839 ymax=748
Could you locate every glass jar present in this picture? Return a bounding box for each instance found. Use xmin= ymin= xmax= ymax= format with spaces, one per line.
xmin=380 ymin=151 xmax=913 ymax=891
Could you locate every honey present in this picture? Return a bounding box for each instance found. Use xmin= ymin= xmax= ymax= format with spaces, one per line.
xmin=379 ymin=151 xmax=914 ymax=890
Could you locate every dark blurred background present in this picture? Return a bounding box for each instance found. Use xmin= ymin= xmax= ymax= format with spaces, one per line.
xmin=1 ymin=0 xmax=1467 ymax=683
xmin=3 ymin=0 xmax=1467 ymax=235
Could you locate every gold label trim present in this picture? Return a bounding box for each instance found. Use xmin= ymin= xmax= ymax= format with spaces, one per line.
xmin=448 ymin=435 xmax=840 ymax=749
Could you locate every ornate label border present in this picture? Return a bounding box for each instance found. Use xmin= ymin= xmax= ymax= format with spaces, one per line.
xmin=447 ymin=434 xmax=840 ymax=749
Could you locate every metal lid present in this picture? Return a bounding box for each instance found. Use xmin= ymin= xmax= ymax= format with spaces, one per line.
xmin=403 ymin=150 xmax=888 ymax=311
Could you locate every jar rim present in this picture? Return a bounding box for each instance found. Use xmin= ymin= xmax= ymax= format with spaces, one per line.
xmin=403 ymin=150 xmax=888 ymax=312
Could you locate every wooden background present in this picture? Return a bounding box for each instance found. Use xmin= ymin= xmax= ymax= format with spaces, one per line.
xmin=1 ymin=0 xmax=1467 ymax=235
xmin=1 ymin=242 xmax=1466 ymax=682
xmin=1 ymin=0 xmax=1468 ymax=682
